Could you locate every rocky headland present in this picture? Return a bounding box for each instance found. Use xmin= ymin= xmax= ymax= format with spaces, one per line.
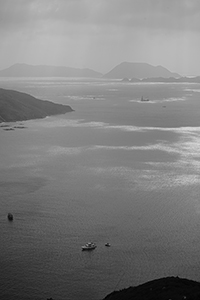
xmin=103 ymin=276 xmax=200 ymax=300
xmin=0 ymin=88 xmax=73 ymax=123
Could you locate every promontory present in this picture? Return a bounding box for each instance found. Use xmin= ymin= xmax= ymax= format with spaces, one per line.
xmin=103 ymin=276 xmax=200 ymax=300
xmin=0 ymin=88 xmax=73 ymax=123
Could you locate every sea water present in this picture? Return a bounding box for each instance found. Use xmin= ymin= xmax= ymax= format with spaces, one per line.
xmin=1 ymin=78 xmax=200 ymax=299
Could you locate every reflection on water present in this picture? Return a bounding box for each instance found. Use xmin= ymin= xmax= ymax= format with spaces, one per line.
xmin=1 ymin=79 xmax=200 ymax=300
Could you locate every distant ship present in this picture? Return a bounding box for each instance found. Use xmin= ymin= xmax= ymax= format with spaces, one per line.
xmin=141 ymin=96 xmax=149 ymax=102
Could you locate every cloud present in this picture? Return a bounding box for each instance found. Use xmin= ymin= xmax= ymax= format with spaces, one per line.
xmin=0 ymin=0 xmax=200 ymax=74
xmin=1 ymin=0 xmax=200 ymax=36
xmin=1 ymin=0 xmax=200 ymax=45
xmin=0 ymin=0 xmax=34 ymax=30
xmin=93 ymin=0 xmax=200 ymax=33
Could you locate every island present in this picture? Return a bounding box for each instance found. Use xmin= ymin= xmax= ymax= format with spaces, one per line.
xmin=104 ymin=62 xmax=180 ymax=79
xmin=0 ymin=63 xmax=102 ymax=78
xmin=0 ymin=88 xmax=73 ymax=123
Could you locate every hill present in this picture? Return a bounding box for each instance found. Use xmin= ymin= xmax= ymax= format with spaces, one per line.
xmin=104 ymin=62 xmax=180 ymax=79
xmin=0 ymin=88 xmax=73 ymax=123
xmin=103 ymin=276 xmax=200 ymax=300
xmin=0 ymin=63 xmax=102 ymax=78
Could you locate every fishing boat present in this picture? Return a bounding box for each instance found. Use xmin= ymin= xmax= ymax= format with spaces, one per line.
xmin=141 ymin=96 xmax=149 ymax=102
xmin=7 ymin=213 xmax=13 ymax=221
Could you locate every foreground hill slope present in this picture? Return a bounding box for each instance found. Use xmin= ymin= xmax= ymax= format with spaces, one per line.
xmin=0 ymin=63 xmax=102 ymax=78
xmin=0 ymin=88 xmax=73 ymax=122
xmin=104 ymin=62 xmax=180 ymax=79
xmin=103 ymin=277 xmax=200 ymax=300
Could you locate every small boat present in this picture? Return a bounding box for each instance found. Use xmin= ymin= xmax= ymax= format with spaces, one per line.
xmin=7 ymin=213 xmax=13 ymax=221
xmin=105 ymin=242 xmax=111 ymax=247
xmin=141 ymin=96 xmax=149 ymax=102
xmin=82 ymin=242 xmax=97 ymax=251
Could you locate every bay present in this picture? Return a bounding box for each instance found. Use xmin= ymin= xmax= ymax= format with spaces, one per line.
xmin=1 ymin=78 xmax=200 ymax=299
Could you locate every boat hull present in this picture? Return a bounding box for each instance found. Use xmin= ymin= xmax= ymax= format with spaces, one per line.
xmin=82 ymin=246 xmax=96 ymax=251
xmin=81 ymin=242 xmax=97 ymax=251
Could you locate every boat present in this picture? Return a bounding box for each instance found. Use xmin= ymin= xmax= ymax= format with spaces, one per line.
xmin=105 ymin=242 xmax=111 ymax=247
xmin=141 ymin=96 xmax=149 ymax=102
xmin=7 ymin=213 xmax=13 ymax=221
xmin=82 ymin=242 xmax=97 ymax=251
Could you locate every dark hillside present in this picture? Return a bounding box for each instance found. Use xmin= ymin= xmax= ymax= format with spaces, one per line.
xmin=0 ymin=88 xmax=73 ymax=122
xmin=103 ymin=277 xmax=200 ymax=300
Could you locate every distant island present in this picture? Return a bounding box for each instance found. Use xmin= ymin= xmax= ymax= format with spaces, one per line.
xmin=2 ymin=62 xmax=200 ymax=81
xmin=0 ymin=63 xmax=102 ymax=78
xmin=0 ymin=62 xmax=180 ymax=79
xmin=103 ymin=276 xmax=200 ymax=300
xmin=0 ymin=88 xmax=73 ymax=123
xmin=103 ymin=62 xmax=180 ymax=79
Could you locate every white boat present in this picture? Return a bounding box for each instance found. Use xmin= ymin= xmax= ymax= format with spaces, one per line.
xmin=82 ymin=242 xmax=97 ymax=251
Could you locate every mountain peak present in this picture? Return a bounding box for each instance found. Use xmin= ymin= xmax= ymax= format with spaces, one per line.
xmin=104 ymin=62 xmax=180 ymax=79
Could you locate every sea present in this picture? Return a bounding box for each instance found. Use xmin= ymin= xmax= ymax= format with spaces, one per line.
xmin=1 ymin=77 xmax=200 ymax=300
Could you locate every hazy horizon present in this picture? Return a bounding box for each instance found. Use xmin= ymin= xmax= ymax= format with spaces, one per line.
xmin=0 ymin=61 xmax=181 ymax=77
xmin=1 ymin=0 xmax=200 ymax=76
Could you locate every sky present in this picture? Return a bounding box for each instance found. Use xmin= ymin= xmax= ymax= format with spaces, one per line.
xmin=0 ymin=0 xmax=200 ymax=76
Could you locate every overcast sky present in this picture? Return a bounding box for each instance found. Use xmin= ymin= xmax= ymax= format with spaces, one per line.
xmin=0 ymin=0 xmax=200 ymax=75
